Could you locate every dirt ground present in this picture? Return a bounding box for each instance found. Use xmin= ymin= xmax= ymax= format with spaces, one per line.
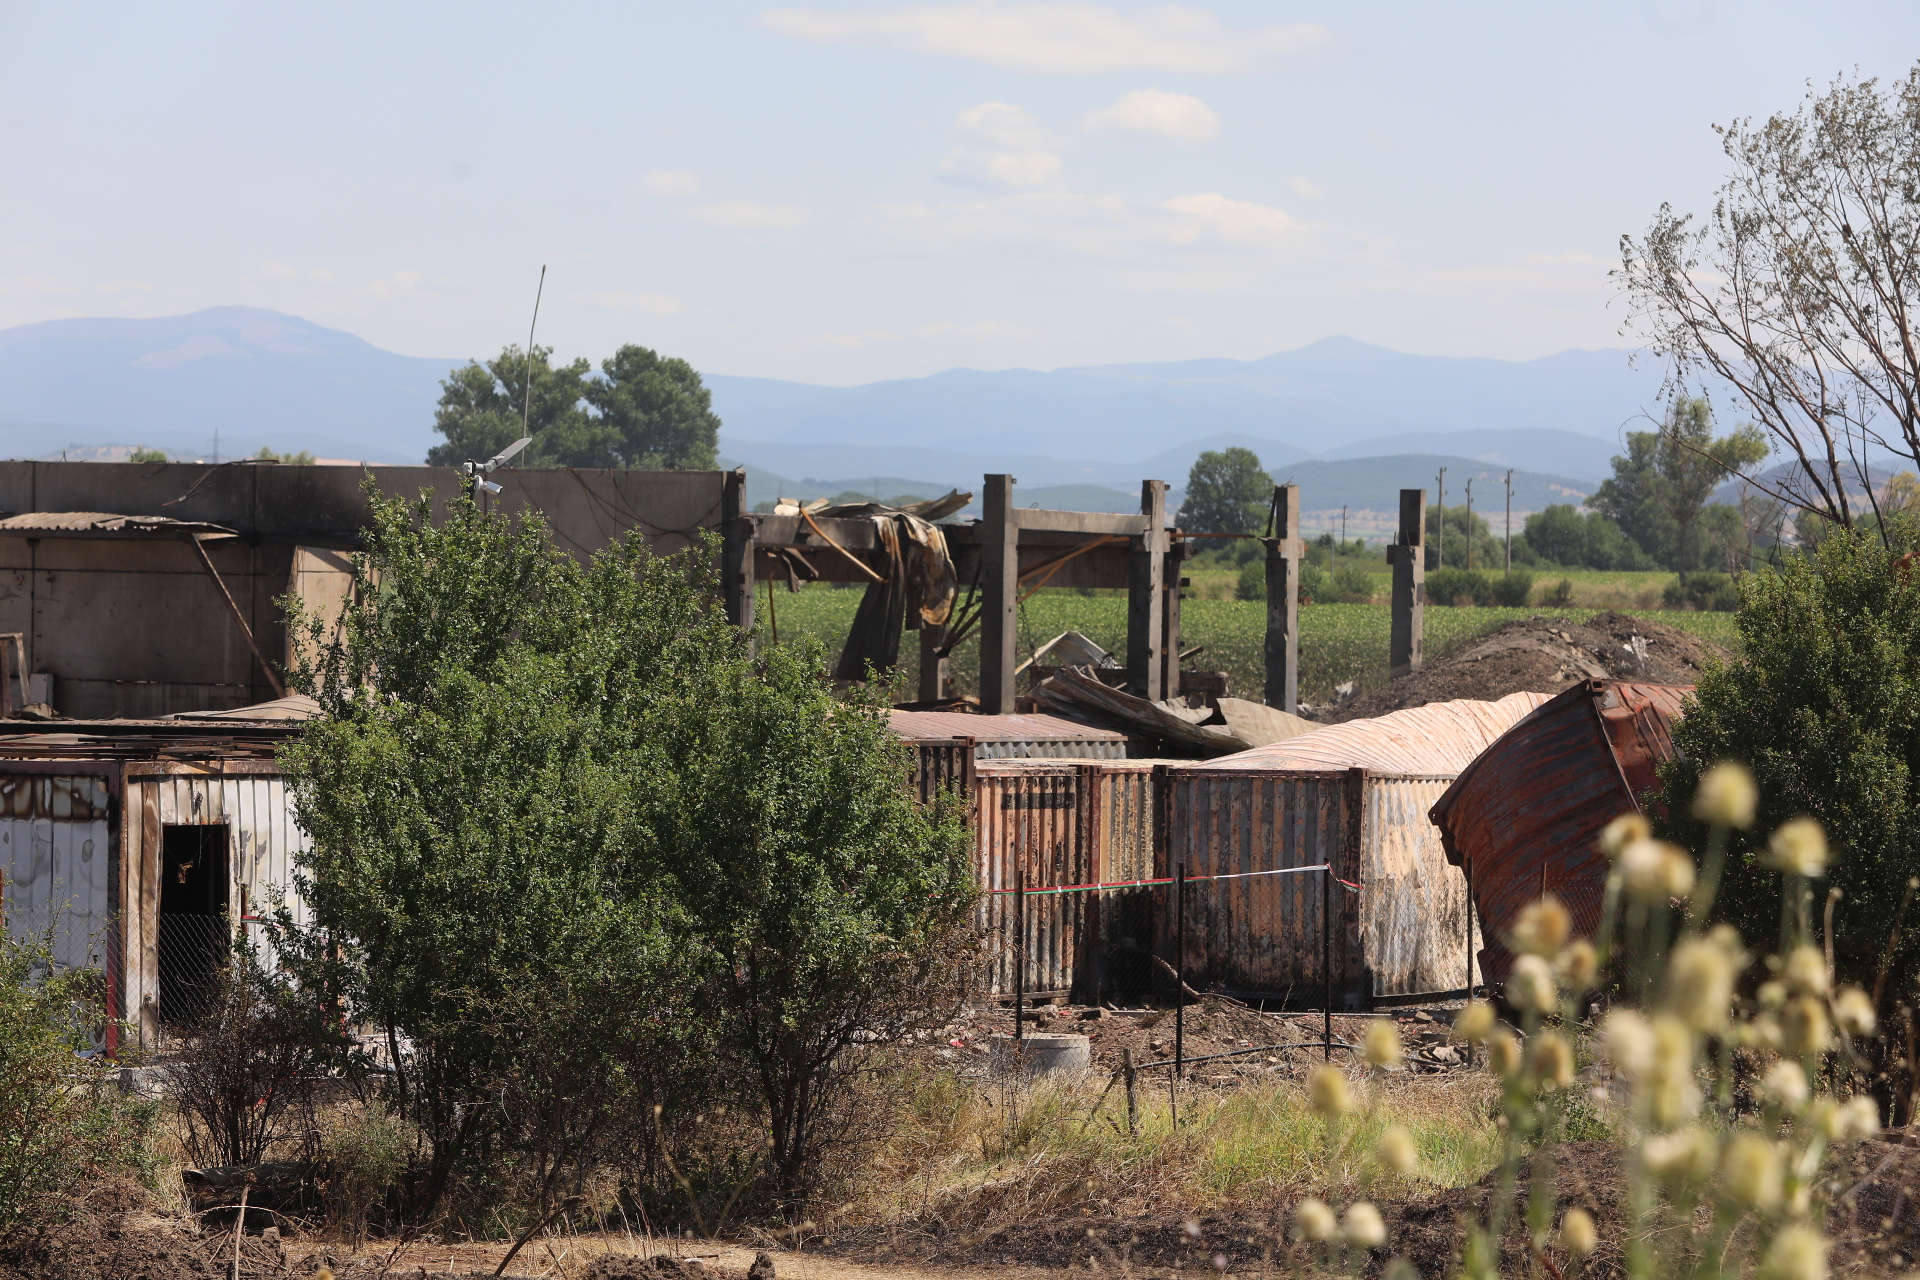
xmin=928 ymin=997 xmax=1471 ymax=1081
xmin=1319 ymin=610 xmax=1730 ymax=723
xmin=16 ymin=1125 xmax=1920 ymax=1278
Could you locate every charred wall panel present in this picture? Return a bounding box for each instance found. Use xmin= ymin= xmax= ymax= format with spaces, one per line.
xmin=908 ymin=738 xmax=975 ymax=808
xmin=974 ymin=762 xmax=1089 ymax=999
xmin=1164 ymin=771 xmax=1361 ymax=1006
xmin=1087 ymin=761 xmax=1158 ymax=1003
xmin=0 ymin=773 xmax=115 ymax=976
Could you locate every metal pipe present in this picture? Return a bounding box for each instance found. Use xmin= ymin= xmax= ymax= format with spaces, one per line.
xmin=1174 ymin=862 xmax=1186 ymax=1079
xmin=185 ymin=535 xmax=287 ymax=700
xmin=1123 ymin=1048 xmax=1137 ymax=1133
xmin=1322 ymin=865 xmax=1332 ymax=1060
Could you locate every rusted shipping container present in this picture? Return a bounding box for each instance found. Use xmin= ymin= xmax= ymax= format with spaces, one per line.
xmin=1163 ymin=693 xmax=1550 ymax=1006
xmin=906 ymin=737 xmax=975 ymax=806
xmin=974 ymin=760 xmax=1090 ymax=999
xmin=0 ymin=718 xmax=312 ymax=1049
xmin=1430 ymin=680 xmax=1692 ymax=986
xmin=889 ymin=709 xmax=1128 ymax=760
xmin=971 ymin=758 xmax=1163 ymax=1002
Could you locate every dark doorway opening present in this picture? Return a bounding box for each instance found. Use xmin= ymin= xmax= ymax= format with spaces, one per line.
xmin=158 ymin=824 xmax=230 ymax=1026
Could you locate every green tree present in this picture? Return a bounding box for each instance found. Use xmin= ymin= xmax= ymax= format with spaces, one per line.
xmin=585 ymin=345 xmax=720 ymax=469
xmin=1657 ymin=519 xmax=1920 ymax=1031
xmin=278 ymin=487 xmax=969 ymax=1218
xmin=1425 ymin=505 xmax=1503 ymax=572
xmin=427 ymin=343 xmax=720 ymax=471
xmin=1523 ymin=504 xmax=1656 ymax=570
xmin=253 ymin=445 xmax=316 ymax=465
xmin=128 ymin=446 xmax=168 ymax=463
xmin=1589 ymin=398 xmax=1768 ymax=570
xmin=425 ymin=344 xmax=595 ymax=468
xmin=1180 ymin=448 xmax=1271 ymax=534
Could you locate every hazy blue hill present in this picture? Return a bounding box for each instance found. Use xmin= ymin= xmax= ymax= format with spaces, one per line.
xmin=0 ymin=307 xmax=457 ymax=463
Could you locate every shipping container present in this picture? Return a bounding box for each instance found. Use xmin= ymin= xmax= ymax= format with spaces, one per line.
xmin=889 ymin=709 xmax=1129 ymax=760
xmin=970 ymin=758 xmax=1164 ymax=1003
xmin=906 ymin=737 xmax=975 ymax=807
xmin=1431 ymin=680 xmax=1692 ymax=986
xmin=0 ymin=720 xmax=309 ymax=1049
xmin=1162 ymin=693 xmax=1550 ymax=1007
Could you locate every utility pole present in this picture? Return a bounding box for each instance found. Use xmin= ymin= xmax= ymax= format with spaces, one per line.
xmin=1434 ymin=467 xmax=1446 ymax=569
xmin=1464 ymin=478 xmax=1474 ymax=572
xmin=1504 ymin=469 xmax=1514 ymax=572
xmin=1340 ymin=505 xmax=1347 ymax=561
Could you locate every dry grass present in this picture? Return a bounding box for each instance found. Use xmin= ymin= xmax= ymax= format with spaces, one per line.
xmin=842 ymin=1062 xmax=1502 ymax=1236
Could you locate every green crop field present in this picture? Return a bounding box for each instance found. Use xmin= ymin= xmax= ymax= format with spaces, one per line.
xmin=759 ymin=586 xmax=1741 ymax=705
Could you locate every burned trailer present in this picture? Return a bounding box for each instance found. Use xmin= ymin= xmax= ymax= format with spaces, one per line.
xmin=972 ymin=758 xmax=1161 ymax=1004
xmin=1161 ymin=693 xmax=1549 ymax=1008
xmin=1430 ymin=679 xmax=1692 ymax=987
xmin=0 ymin=712 xmax=314 ymax=1050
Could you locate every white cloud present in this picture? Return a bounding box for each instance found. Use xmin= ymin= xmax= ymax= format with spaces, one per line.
xmin=855 ymin=188 xmax=1317 ymax=260
xmin=574 ymin=289 xmax=686 ymax=316
xmin=939 ymin=101 xmax=1068 ymax=190
xmin=683 ymin=201 xmax=811 ymax=230
xmin=1082 ymin=88 xmax=1219 ymax=143
xmin=638 ymin=170 xmax=705 ymax=198
xmin=760 ymin=2 xmax=1329 ymax=74
xmin=1288 ymin=175 xmax=1327 ymax=199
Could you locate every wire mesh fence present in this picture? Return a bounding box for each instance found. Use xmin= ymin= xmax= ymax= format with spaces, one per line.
xmin=157 ymin=912 xmax=232 ymax=1027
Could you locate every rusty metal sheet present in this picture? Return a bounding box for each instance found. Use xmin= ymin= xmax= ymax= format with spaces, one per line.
xmin=973 ymin=761 xmax=1090 ymax=999
xmin=1086 ymin=761 xmax=1159 ymax=1003
xmin=1163 ymin=770 xmax=1363 ymax=1006
xmin=888 ymin=709 xmax=1127 ymax=759
xmin=907 ymin=738 xmax=975 ymax=807
xmin=1430 ymin=680 xmax=1692 ymax=986
xmin=1195 ymin=692 xmax=1551 ymax=774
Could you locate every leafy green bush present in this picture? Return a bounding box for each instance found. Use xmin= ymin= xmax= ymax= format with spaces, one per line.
xmin=1543 ymin=578 xmax=1575 ymax=607
xmin=1657 ymin=520 xmax=1920 ymax=1028
xmin=1426 ymin=567 xmax=1493 ymax=606
xmin=1329 ymin=564 xmax=1375 ymax=603
xmin=1662 ymin=571 xmax=1741 ymax=612
xmin=0 ymin=927 xmax=150 ymax=1241
xmin=1491 ymin=570 xmax=1534 ymax=607
xmin=1235 ymin=558 xmax=1267 ymax=601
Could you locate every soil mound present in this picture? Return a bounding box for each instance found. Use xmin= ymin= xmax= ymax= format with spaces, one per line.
xmin=0 ymin=1181 xmax=217 ymax=1280
xmin=1322 ymin=611 xmax=1729 ymax=724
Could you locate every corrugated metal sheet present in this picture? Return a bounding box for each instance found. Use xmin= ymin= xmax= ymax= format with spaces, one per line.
xmin=1164 ymin=770 xmax=1360 ymax=1005
xmin=1087 ymin=761 xmax=1158 ymax=1003
xmin=0 ymin=773 xmax=115 ymax=975
xmin=123 ymin=771 xmax=313 ymax=1041
xmin=889 ymin=710 xmax=1127 ymax=760
xmin=908 ymin=738 xmax=975 ymax=806
xmin=1362 ymin=776 xmax=1467 ymax=997
xmin=974 ymin=760 xmax=1090 ymax=998
xmin=1203 ymin=692 xmax=1551 ymax=773
xmin=1430 ymin=680 xmax=1692 ymax=986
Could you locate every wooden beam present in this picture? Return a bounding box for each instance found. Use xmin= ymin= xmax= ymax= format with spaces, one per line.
xmin=980 ymin=475 xmax=1019 ymax=714
xmin=1389 ymin=487 xmax=1426 ymax=674
xmin=1264 ymin=484 xmax=1302 ymax=713
xmin=1011 ymin=509 xmax=1150 ymax=536
xmin=721 ymin=469 xmax=755 ymax=637
xmin=1127 ymin=481 xmax=1169 ymax=700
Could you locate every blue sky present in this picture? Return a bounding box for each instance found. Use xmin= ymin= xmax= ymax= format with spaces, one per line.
xmin=3 ymin=2 xmax=1916 ymax=384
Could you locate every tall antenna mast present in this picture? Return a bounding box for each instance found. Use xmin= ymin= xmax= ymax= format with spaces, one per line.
xmin=522 ymin=264 xmax=547 ymax=443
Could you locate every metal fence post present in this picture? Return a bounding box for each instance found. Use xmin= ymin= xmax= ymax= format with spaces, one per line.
xmin=1174 ymin=862 xmax=1186 ymax=1079
xmin=1014 ymin=859 xmax=1025 ymax=1043
xmin=1322 ymin=865 xmax=1333 ymax=1061
xmin=1123 ymin=1048 xmax=1138 ymax=1134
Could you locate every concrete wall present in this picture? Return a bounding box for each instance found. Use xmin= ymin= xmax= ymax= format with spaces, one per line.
xmin=0 ymin=462 xmax=729 ymax=717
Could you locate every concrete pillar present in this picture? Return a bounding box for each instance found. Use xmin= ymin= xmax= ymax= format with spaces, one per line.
xmin=980 ymin=475 xmax=1019 ymax=714
xmin=917 ymin=623 xmax=950 ymax=702
xmin=1389 ymin=488 xmax=1426 ymax=674
xmin=1263 ymin=484 xmax=1302 ymax=712
xmin=720 ymin=468 xmax=755 ymax=640
xmin=1127 ymin=480 xmax=1169 ymax=700
xmin=1161 ymin=539 xmax=1186 ymax=699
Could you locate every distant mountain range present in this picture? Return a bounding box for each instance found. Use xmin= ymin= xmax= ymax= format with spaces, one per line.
xmin=0 ymin=308 xmax=1680 ymax=516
